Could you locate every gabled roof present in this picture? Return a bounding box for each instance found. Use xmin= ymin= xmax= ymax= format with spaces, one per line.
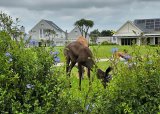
xmin=116 ymin=21 xmax=143 ymax=33
xmin=114 ymin=18 xmax=160 ymax=36
xmin=29 ymin=19 xmax=65 ymax=33
xmin=69 ymin=26 xmax=81 ymax=34
xmin=43 ymin=19 xmax=65 ymax=32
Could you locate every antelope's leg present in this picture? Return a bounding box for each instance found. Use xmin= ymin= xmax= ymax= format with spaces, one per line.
xmin=78 ymin=63 xmax=83 ymax=91
xmin=81 ymin=66 xmax=84 ymax=79
xmin=68 ymin=61 xmax=76 ymax=87
xmin=87 ymin=68 xmax=91 ymax=86
xmin=66 ymin=57 xmax=70 ymax=76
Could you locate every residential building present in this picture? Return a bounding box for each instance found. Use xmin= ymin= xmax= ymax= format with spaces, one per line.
xmin=28 ymin=19 xmax=66 ymax=46
xmin=67 ymin=27 xmax=90 ymax=43
xmin=96 ymin=36 xmax=117 ymax=44
xmin=114 ymin=18 xmax=160 ymax=45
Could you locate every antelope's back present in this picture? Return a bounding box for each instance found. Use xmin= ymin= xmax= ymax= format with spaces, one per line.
xmin=76 ymin=36 xmax=88 ymax=47
xmin=64 ymin=41 xmax=93 ymax=60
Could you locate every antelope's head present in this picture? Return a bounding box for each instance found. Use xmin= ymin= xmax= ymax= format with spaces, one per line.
xmin=97 ymin=66 xmax=112 ymax=88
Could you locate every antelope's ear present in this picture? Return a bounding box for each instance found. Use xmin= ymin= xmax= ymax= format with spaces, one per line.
xmin=105 ymin=66 xmax=112 ymax=75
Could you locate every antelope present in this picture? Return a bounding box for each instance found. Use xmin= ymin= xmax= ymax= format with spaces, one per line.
xmin=76 ymin=36 xmax=88 ymax=78
xmin=76 ymin=36 xmax=88 ymax=47
xmin=64 ymin=37 xmax=112 ymax=90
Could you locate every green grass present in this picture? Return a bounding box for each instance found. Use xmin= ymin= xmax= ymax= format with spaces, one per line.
xmin=53 ymin=45 xmax=160 ymax=62
xmin=39 ymin=45 xmax=160 ymax=113
xmin=53 ymin=44 xmax=160 ymax=94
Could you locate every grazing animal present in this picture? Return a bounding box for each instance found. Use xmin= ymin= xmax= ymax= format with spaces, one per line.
xmin=64 ymin=41 xmax=112 ymax=90
xmin=76 ymin=36 xmax=88 ymax=78
xmin=113 ymin=49 xmax=132 ymax=61
xmin=76 ymin=36 xmax=88 ymax=47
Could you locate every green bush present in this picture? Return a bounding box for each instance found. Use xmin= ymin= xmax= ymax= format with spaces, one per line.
xmin=93 ymin=52 xmax=160 ymax=114
xmin=1 ymin=12 xmax=160 ymax=114
xmin=101 ymin=41 xmax=117 ymax=45
xmin=0 ymin=31 xmax=66 ymax=113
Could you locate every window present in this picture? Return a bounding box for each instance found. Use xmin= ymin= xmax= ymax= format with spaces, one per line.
xmin=146 ymin=19 xmax=154 ymax=29
xmin=56 ymin=34 xmax=58 ymax=37
xmin=113 ymin=37 xmax=116 ymax=41
xmin=136 ymin=20 xmax=145 ymax=24
xmin=147 ymin=38 xmax=150 ymax=44
xmin=155 ymin=19 xmax=160 ymax=31
xmin=40 ymin=29 xmax=43 ymax=38
xmin=155 ymin=37 xmax=159 ymax=45
xmin=121 ymin=38 xmax=136 ymax=45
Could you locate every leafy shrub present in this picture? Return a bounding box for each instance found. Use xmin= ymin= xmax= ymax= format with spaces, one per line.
xmin=1 ymin=12 xmax=160 ymax=114
xmin=93 ymin=49 xmax=160 ymax=114
xmin=101 ymin=41 xmax=117 ymax=45
xmin=0 ymin=31 xmax=66 ymax=113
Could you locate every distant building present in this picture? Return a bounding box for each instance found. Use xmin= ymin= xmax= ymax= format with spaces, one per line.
xmin=28 ymin=19 xmax=66 ymax=46
xmin=114 ymin=18 xmax=160 ymax=45
xmin=67 ymin=27 xmax=90 ymax=43
xmin=96 ymin=36 xmax=117 ymax=44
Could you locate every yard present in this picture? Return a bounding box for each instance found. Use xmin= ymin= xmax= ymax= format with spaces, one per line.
xmin=1 ymin=35 xmax=160 ymax=113
xmin=54 ymin=44 xmax=160 ymax=62
xmin=50 ymin=44 xmax=160 ymax=113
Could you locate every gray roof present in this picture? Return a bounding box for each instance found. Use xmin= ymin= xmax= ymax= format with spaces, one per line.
xmin=133 ymin=18 xmax=160 ymax=33
xmin=44 ymin=19 xmax=65 ymax=32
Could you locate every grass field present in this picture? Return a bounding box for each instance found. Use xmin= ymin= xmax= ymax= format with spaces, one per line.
xmin=53 ymin=45 xmax=160 ymax=62
xmin=53 ymin=44 xmax=160 ymax=93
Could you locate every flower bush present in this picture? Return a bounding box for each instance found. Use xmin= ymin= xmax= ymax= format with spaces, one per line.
xmin=0 ymin=12 xmax=160 ymax=114
xmin=89 ymin=47 xmax=160 ymax=114
xmin=0 ymin=13 xmax=65 ymax=113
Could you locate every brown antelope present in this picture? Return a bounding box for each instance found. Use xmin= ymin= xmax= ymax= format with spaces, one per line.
xmin=76 ymin=36 xmax=88 ymax=78
xmin=64 ymin=38 xmax=112 ymax=90
xmin=76 ymin=36 xmax=88 ymax=47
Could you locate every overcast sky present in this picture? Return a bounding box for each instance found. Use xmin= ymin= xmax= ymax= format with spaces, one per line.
xmin=1 ymin=0 xmax=160 ymax=33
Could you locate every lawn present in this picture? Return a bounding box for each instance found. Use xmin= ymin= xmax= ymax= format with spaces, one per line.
xmin=52 ymin=44 xmax=160 ymax=99
xmin=53 ymin=45 xmax=160 ymax=62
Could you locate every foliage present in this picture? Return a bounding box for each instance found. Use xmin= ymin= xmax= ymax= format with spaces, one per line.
xmin=74 ymin=18 xmax=94 ymax=38
xmin=0 ymin=31 xmax=66 ymax=113
xmin=0 ymin=12 xmax=65 ymax=113
xmin=1 ymin=12 xmax=160 ymax=114
xmin=44 ymin=29 xmax=56 ymax=46
xmin=101 ymin=41 xmax=117 ymax=45
xmin=100 ymin=30 xmax=115 ymax=36
xmin=0 ymin=11 xmax=22 ymax=41
xmin=90 ymin=29 xmax=101 ymax=44
xmin=88 ymin=45 xmax=160 ymax=114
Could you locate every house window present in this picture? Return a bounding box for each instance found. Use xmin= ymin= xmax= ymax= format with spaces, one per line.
xmin=40 ymin=29 xmax=43 ymax=38
xmin=147 ymin=38 xmax=150 ymax=44
xmin=113 ymin=37 xmax=116 ymax=41
xmin=56 ymin=34 xmax=58 ymax=37
xmin=155 ymin=19 xmax=160 ymax=31
xmin=155 ymin=37 xmax=159 ymax=45
xmin=146 ymin=19 xmax=154 ymax=29
xmin=136 ymin=20 xmax=145 ymax=24
xmin=121 ymin=38 xmax=136 ymax=45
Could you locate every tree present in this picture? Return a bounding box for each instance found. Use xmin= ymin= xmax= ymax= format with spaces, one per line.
xmin=100 ymin=30 xmax=115 ymax=36
xmin=74 ymin=18 xmax=94 ymax=38
xmin=90 ymin=29 xmax=100 ymax=44
xmin=0 ymin=11 xmax=22 ymax=42
xmin=45 ymin=29 xmax=56 ymax=46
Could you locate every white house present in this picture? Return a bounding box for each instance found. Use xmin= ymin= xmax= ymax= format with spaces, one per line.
xmin=114 ymin=19 xmax=160 ymax=45
xmin=29 ymin=19 xmax=66 ymax=46
xmin=67 ymin=27 xmax=90 ymax=43
xmin=96 ymin=36 xmax=117 ymax=44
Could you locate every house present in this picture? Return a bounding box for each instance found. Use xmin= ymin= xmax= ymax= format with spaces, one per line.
xmin=67 ymin=27 xmax=90 ymax=43
xmin=114 ymin=18 xmax=160 ymax=45
xmin=96 ymin=36 xmax=117 ymax=44
xmin=28 ymin=19 xmax=66 ymax=46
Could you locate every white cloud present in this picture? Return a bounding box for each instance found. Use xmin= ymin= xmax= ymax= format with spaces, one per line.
xmin=1 ymin=0 xmax=160 ymax=33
